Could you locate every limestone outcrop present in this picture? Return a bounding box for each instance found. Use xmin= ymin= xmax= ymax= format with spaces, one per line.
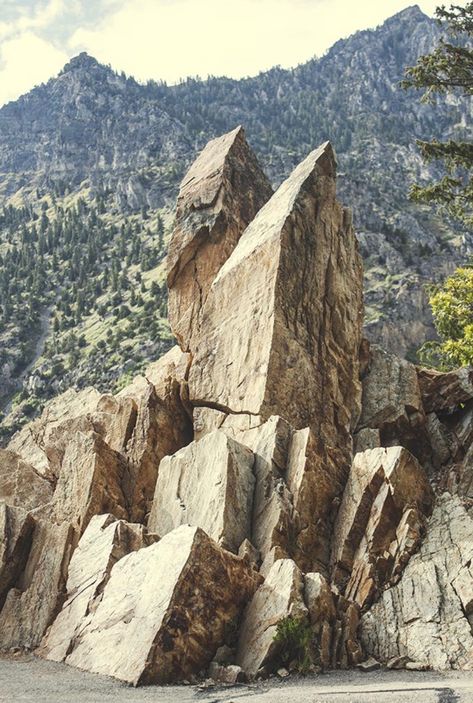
xmin=1 ymin=127 xmax=473 ymax=685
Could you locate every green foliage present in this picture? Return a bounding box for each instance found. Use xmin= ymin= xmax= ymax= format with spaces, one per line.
xmin=418 ymin=266 xmax=473 ymax=369
xmin=403 ymin=3 xmax=473 ymax=223
xmin=273 ymin=616 xmax=313 ymax=673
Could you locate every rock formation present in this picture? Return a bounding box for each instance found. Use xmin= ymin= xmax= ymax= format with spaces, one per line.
xmin=1 ymin=127 xmax=473 ymax=684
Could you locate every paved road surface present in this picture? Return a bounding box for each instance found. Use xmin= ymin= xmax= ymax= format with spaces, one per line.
xmin=1 ymin=654 xmax=473 ymax=703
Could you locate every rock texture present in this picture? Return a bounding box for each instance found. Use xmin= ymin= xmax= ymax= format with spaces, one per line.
xmin=331 ymin=446 xmax=433 ymax=608
xmin=1 ymin=127 xmax=473 ymax=685
xmin=39 ymin=514 xmax=155 ymax=663
xmin=167 ymin=126 xmax=273 ymax=351
xmin=64 ymin=526 xmax=261 ymax=685
xmin=149 ymin=430 xmax=255 ymax=552
xmin=361 ymin=494 xmax=473 ymax=670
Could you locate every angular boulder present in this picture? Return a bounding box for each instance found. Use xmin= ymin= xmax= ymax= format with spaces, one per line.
xmin=361 ymin=493 xmax=473 ymax=670
xmin=51 ymin=430 xmax=128 ymax=534
xmin=148 ymin=430 xmax=255 ymax=553
xmin=64 ymin=525 xmax=261 ymax=685
xmin=417 ymin=366 xmax=473 ymax=415
xmin=236 ymin=558 xmax=308 ymax=677
xmin=331 ymin=446 xmax=433 ymax=607
xmin=39 ymin=514 xmax=155 ymax=662
xmin=167 ymin=125 xmax=273 ymax=351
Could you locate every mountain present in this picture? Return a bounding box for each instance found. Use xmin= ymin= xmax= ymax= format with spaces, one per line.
xmin=0 ymin=5 xmax=471 ymax=439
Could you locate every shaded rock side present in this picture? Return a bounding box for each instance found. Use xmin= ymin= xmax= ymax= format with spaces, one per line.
xmin=417 ymin=366 xmax=473 ymax=415
xmin=148 ymin=430 xmax=255 ymax=553
xmin=39 ymin=514 xmax=156 ymax=662
xmin=188 ymin=142 xmax=363 ymax=484
xmin=64 ymin=525 xmax=261 ymax=685
xmin=356 ymin=345 xmax=429 ymax=462
xmin=331 ymin=446 xmax=433 ymax=608
xmin=0 ymin=503 xmax=35 ymax=609
xmin=361 ymin=493 xmax=473 ymax=670
xmin=167 ymin=125 xmax=273 ymax=351
xmin=0 ymin=519 xmax=75 ymax=649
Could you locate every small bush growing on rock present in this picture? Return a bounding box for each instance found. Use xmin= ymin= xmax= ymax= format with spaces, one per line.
xmin=273 ymin=616 xmax=313 ymax=673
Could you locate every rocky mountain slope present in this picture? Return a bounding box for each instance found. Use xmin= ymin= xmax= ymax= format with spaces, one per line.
xmin=0 ymin=5 xmax=471 ymax=438
xmin=0 ymin=128 xmax=472 ymax=683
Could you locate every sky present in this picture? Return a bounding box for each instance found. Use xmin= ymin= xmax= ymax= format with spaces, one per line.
xmin=0 ymin=0 xmax=461 ymax=107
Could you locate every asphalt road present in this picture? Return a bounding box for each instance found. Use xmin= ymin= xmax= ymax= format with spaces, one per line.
xmin=1 ymin=654 xmax=473 ymax=703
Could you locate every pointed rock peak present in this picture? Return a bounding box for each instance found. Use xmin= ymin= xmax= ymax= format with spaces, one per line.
xmin=385 ymin=5 xmax=427 ymax=24
xmin=60 ymin=53 xmax=102 ymax=75
xmin=167 ymin=126 xmax=273 ymax=351
xmin=178 ymin=125 xmax=249 ymax=203
xmin=215 ymin=141 xmax=337 ymax=282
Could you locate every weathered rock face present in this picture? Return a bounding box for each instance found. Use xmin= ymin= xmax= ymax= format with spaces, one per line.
xmin=64 ymin=525 xmax=261 ymax=685
xmin=361 ymin=494 xmax=473 ymax=670
xmin=0 ymin=449 xmax=53 ymax=511
xmin=39 ymin=514 xmax=155 ymax=663
xmin=356 ymin=345 xmax=429 ymax=461
xmin=167 ymin=126 xmax=273 ymax=351
xmin=188 ymin=142 xmax=363 ymax=456
xmin=331 ymin=446 xmax=433 ymax=608
xmin=236 ymin=558 xmax=308 ymax=677
xmin=148 ymin=430 xmax=255 ymax=553
xmin=417 ymin=366 xmax=473 ymax=415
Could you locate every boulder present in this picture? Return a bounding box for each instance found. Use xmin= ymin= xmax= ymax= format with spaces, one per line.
xmin=39 ymin=514 xmax=156 ymax=662
xmin=417 ymin=366 xmax=473 ymax=415
xmin=0 ymin=449 xmax=53 ymax=511
xmin=361 ymin=493 xmax=473 ymax=670
xmin=236 ymin=558 xmax=308 ymax=677
xmin=51 ymin=430 xmax=128 ymax=534
xmin=358 ymin=346 xmax=428 ymax=461
xmin=0 ymin=519 xmax=75 ymax=649
xmin=331 ymin=446 xmax=433 ymax=607
xmin=64 ymin=525 xmax=261 ymax=685
xmin=118 ymin=373 xmax=192 ymax=522
xmin=167 ymin=125 xmax=273 ymax=351
xmin=7 ymin=388 xmax=101 ymax=479
xmin=148 ymin=431 xmax=255 ymax=553
xmin=188 ymin=142 xmax=363 ymax=492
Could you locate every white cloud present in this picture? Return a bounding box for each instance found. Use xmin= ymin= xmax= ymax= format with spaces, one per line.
xmin=0 ymin=32 xmax=68 ymax=106
xmin=0 ymin=0 xmax=66 ymax=39
xmin=69 ymin=0 xmax=444 ymax=84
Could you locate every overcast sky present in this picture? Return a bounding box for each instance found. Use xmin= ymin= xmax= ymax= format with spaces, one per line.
xmin=0 ymin=0 xmax=458 ymax=107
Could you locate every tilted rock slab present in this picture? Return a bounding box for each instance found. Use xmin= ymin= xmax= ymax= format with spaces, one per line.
xmin=39 ymin=514 xmax=156 ymax=662
xmin=64 ymin=525 xmax=261 ymax=685
xmin=148 ymin=430 xmax=255 ymax=553
xmin=417 ymin=366 xmax=473 ymax=415
xmin=188 ymin=142 xmax=363 ymax=487
xmin=361 ymin=493 xmax=473 ymax=669
xmin=236 ymin=558 xmax=308 ymax=677
xmin=331 ymin=446 xmax=433 ymax=607
xmin=167 ymin=125 xmax=273 ymax=351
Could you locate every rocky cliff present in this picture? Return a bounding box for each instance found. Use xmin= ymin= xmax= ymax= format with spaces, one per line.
xmin=1 ymin=129 xmax=473 ymax=683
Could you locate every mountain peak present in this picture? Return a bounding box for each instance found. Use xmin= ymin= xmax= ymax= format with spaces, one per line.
xmin=387 ymin=5 xmax=428 ymax=24
xmin=60 ymin=52 xmax=102 ymax=74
